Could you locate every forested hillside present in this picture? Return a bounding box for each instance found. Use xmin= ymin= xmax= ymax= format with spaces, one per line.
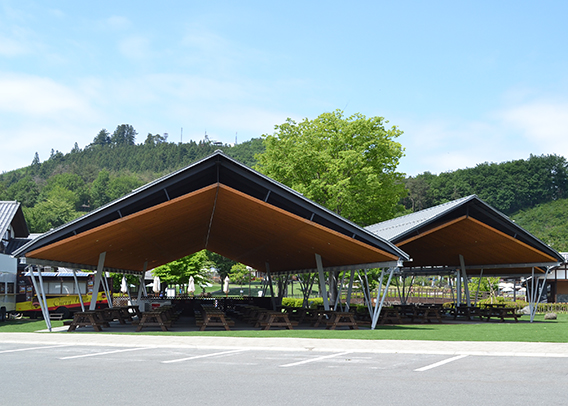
xmin=0 ymin=124 xmax=264 ymax=232
xmin=402 ymin=154 xmax=568 ymax=216
xmin=401 ymin=154 xmax=568 ymax=251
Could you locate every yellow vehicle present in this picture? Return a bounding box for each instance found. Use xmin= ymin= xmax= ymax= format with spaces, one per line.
xmin=15 ymin=270 xmax=110 ymax=319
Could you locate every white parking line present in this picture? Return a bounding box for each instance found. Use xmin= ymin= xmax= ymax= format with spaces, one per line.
xmin=414 ymin=354 xmax=469 ymax=372
xmin=162 ymin=349 xmax=247 ymax=364
xmin=60 ymin=347 xmax=153 ymax=360
xmin=0 ymin=345 xmax=68 ymax=354
xmin=280 ymin=351 xmax=352 ymax=368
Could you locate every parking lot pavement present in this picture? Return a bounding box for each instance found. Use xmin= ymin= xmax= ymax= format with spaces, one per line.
xmin=1 ymin=337 xmax=568 ymax=406
xmin=1 ymin=332 xmax=568 ymax=357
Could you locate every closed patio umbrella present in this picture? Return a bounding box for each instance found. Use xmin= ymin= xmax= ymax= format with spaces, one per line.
xmin=223 ymin=276 xmax=230 ymax=296
xmin=187 ymin=276 xmax=195 ymax=296
xmin=153 ymin=276 xmax=161 ymax=294
xmin=120 ymin=276 xmax=128 ymax=294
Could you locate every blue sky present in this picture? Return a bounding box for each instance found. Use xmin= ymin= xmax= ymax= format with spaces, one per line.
xmin=1 ymin=1 xmax=567 ymax=175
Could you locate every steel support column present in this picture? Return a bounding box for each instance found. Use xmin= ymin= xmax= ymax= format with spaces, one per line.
xmin=266 ymin=262 xmax=276 ymax=311
xmin=89 ymin=252 xmax=106 ymax=311
xmin=72 ymin=269 xmax=85 ymax=312
xmin=315 ymin=254 xmax=330 ymax=311
xmin=371 ymin=267 xmax=396 ymax=330
xmin=459 ymin=255 xmax=471 ymax=307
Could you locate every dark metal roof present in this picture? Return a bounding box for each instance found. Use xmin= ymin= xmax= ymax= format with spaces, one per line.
xmin=14 ymin=151 xmax=407 ymax=274
xmin=366 ymin=195 xmax=565 ymax=275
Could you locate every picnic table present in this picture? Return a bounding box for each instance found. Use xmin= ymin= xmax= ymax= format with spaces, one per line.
xmin=311 ymin=310 xmax=358 ymax=329
xmin=67 ymin=311 xmax=108 ymax=332
xmin=197 ymin=307 xmax=233 ymax=331
xmin=135 ymin=306 xmax=175 ymax=332
xmin=96 ymin=307 xmax=133 ymax=325
xmin=483 ymin=304 xmax=521 ymax=322
xmin=453 ymin=305 xmax=483 ymax=321
xmin=324 ymin=311 xmax=359 ymax=330
xmin=413 ymin=304 xmax=443 ymax=323
xmin=255 ymin=311 xmax=295 ymax=330
xmin=379 ymin=307 xmax=403 ymax=325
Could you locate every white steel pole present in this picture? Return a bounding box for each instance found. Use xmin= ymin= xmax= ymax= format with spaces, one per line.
xmin=72 ymin=269 xmax=85 ymax=312
xmin=89 ymin=252 xmax=107 ymax=311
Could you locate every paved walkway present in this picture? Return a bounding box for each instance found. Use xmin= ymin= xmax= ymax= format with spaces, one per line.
xmin=1 ymin=332 xmax=567 ymax=357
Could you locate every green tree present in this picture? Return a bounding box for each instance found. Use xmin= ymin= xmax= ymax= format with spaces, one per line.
xmin=6 ymin=176 xmax=39 ymax=207
xmin=107 ymin=175 xmax=144 ymax=201
xmin=90 ymin=170 xmax=111 ymax=208
xmin=90 ymin=129 xmax=111 ymax=147
xmin=229 ymin=263 xmax=251 ymax=286
xmin=152 ymin=250 xmax=212 ymax=287
xmin=207 ymin=251 xmax=237 ymax=282
xmin=255 ymin=110 xmax=407 ymax=225
xmin=110 ymin=124 xmax=137 ymax=147
xmin=23 ymin=196 xmax=81 ymax=232
xmin=39 ymin=173 xmax=89 ymax=211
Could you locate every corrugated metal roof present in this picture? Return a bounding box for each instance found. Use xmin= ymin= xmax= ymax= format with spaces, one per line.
xmin=365 ymin=195 xmax=476 ymax=241
xmin=0 ymin=201 xmax=20 ymax=240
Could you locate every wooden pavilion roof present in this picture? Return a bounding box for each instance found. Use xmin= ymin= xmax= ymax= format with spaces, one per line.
xmin=13 ymin=151 xmax=407 ymax=274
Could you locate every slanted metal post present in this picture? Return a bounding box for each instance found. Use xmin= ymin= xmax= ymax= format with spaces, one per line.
xmin=333 ymin=271 xmax=347 ymax=311
xmin=345 ymin=270 xmax=355 ymax=312
xmin=474 ymin=269 xmax=484 ymax=305
xmin=36 ymin=267 xmax=52 ymax=331
xmin=371 ymin=267 xmax=396 ymax=330
xmin=102 ymin=272 xmax=113 ymax=308
xmin=72 ymin=269 xmax=85 ymax=312
xmin=266 ymin=262 xmax=276 ymax=311
xmin=89 ymin=252 xmax=106 ymax=311
xmin=28 ymin=266 xmax=51 ymax=331
xmin=456 ymin=269 xmax=462 ymax=306
xmin=531 ymin=267 xmax=551 ymax=322
xmin=459 ymin=255 xmax=471 ymax=307
xmin=315 ymin=254 xmax=329 ymax=311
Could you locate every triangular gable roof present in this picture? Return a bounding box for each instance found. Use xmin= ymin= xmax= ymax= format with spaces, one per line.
xmin=0 ymin=201 xmax=29 ymax=239
xmin=14 ymin=151 xmax=407 ymax=274
xmin=366 ymin=195 xmax=564 ymax=275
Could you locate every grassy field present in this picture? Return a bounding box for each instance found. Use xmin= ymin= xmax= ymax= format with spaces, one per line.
xmin=1 ymin=314 xmax=566 ymax=343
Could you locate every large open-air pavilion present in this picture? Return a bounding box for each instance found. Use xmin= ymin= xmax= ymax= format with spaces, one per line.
xmin=12 ymin=152 xmax=565 ymax=332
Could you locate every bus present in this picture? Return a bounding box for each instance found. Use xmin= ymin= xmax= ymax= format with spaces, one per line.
xmin=15 ymin=269 xmax=111 ymax=319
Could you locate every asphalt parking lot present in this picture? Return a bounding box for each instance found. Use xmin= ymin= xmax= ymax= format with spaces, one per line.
xmin=1 ymin=334 xmax=567 ymax=406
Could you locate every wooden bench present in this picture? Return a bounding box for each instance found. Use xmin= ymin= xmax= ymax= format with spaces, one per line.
xmin=67 ymin=311 xmax=108 ymax=332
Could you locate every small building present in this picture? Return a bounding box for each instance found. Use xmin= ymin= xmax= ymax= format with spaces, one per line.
xmin=0 ymin=201 xmax=30 ymax=318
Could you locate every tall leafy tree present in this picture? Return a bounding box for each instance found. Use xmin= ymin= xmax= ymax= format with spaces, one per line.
xmin=255 ymin=110 xmax=407 ymax=225
xmin=90 ymin=129 xmax=111 ymax=147
xmin=110 ymin=124 xmax=137 ymax=147
xmin=152 ymin=250 xmax=212 ymax=287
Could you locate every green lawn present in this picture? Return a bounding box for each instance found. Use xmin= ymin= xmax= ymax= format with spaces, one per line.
xmin=1 ymin=314 xmax=566 ymax=343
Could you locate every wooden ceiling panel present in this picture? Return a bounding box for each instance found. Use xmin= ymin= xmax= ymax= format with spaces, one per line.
xmin=398 ymin=216 xmax=557 ymax=269
xmin=27 ymin=184 xmax=398 ymax=273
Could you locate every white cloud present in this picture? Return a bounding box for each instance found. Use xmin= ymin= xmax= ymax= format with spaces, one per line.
xmin=497 ymin=100 xmax=568 ymax=148
xmin=397 ymin=95 xmax=568 ymax=176
xmin=0 ymin=73 xmax=95 ymax=117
